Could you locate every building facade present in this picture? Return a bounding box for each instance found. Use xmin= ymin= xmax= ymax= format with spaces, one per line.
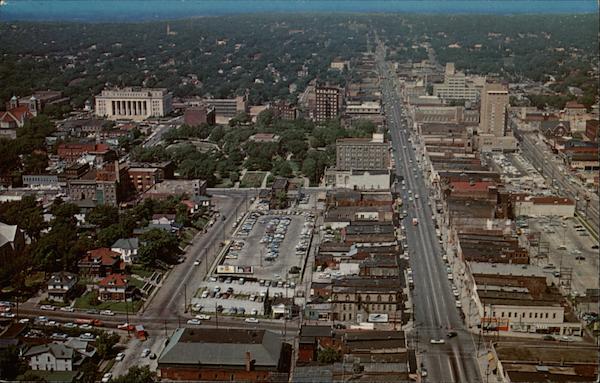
xmin=479 ymin=83 xmax=509 ymax=137
xmin=336 ymin=134 xmax=389 ymax=171
xmin=95 ymin=87 xmax=173 ymax=121
xmin=205 ymin=96 xmax=247 ymax=120
xmin=314 ymin=86 xmax=341 ymax=122
xmin=432 ymin=63 xmax=482 ymax=102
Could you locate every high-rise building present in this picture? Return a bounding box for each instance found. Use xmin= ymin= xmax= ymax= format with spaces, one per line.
xmin=433 ymin=63 xmax=482 ymax=102
xmin=95 ymin=87 xmax=172 ymax=121
xmin=336 ymin=133 xmax=390 ymax=171
xmin=479 ymin=83 xmax=509 ymax=137
xmin=314 ymin=86 xmax=341 ymax=122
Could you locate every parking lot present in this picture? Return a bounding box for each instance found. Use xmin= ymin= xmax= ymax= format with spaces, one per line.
xmin=523 ymin=216 xmax=599 ymax=296
xmin=221 ymin=210 xmax=314 ymax=283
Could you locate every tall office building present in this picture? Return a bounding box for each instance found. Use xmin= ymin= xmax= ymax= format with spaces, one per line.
xmin=336 ymin=133 xmax=390 ymax=171
xmin=95 ymin=87 xmax=172 ymax=121
xmin=314 ymin=86 xmax=341 ymax=122
xmin=433 ymin=63 xmax=482 ymax=102
xmin=479 ymin=83 xmax=509 ymax=137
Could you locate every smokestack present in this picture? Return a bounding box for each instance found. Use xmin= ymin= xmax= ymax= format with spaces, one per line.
xmin=245 ymin=351 xmax=252 ymax=372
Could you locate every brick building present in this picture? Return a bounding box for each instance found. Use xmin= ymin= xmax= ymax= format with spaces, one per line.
xmin=158 ymin=328 xmax=292 ymax=381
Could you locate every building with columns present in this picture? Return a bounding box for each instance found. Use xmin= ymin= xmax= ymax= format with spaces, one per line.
xmin=95 ymin=87 xmax=172 ymax=121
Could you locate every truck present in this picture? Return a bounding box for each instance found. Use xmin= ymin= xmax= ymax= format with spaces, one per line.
xmin=75 ymin=318 xmax=103 ymax=326
xmin=412 ymin=218 xmax=418 ymax=226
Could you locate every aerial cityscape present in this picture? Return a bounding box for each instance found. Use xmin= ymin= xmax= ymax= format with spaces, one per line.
xmin=0 ymin=1 xmax=598 ymax=382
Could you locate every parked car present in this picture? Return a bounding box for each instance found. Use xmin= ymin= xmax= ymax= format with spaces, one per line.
xmin=244 ymin=318 xmax=259 ymax=323
xmin=101 ymin=373 xmax=112 ymax=383
xmin=141 ymin=348 xmax=151 ymax=358
xmin=40 ymin=305 xmax=55 ymax=311
xmin=59 ymin=306 xmax=75 ymax=312
xmin=195 ymin=314 xmax=211 ymax=320
xmin=430 ymin=339 xmax=445 ymax=344
xmin=115 ymin=352 xmax=125 ymax=361
xmin=186 ymin=319 xmax=201 ymax=325
xmin=100 ymin=310 xmax=115 ymax=316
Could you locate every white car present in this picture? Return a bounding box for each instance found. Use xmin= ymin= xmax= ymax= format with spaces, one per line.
xmin=245 ymin=317 xmax=259 ymax=323
xmin=100 ymin=310 xmax=114 ymax=316
xmin=194 ymin=260 xmax=200 ymax=266
xmin=115 ymin=352 xmax=125 ymax=361
xmin=141 ymin=348 xmax=151 ymax=358
xmin=40 ymin=305 xmax=55 ymax=311
xmin=101 ymin=373 xmax=112 ymax=383
xmin=187 ymin=319 xmax=201 ymax=325
xmin=430 ymin=339 xmax=445 ymax=344
xmin=196 ymin=314 xmax=211 ymax=320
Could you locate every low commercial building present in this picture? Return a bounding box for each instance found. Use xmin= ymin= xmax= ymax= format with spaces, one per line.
xmin=467 ymin=263 xmax=582 ymax=336
xmin=141 ymin=179 xmax=207 ymax=200
xmin=158 ymin=328 xmax=292 ymax=381
xmin=331 ymin=277 xmax=404 ymax=324
xmin=493 ymin=342 xmax=599 ymax=382
xmin=325 ymin=169 xmax=392 ymax=191
xmin=512 ymin=195 xmax=576 ymax=218
xmin=205 ymin=95 xmax=248 ymax=122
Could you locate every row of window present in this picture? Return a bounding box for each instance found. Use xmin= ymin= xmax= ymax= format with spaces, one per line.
xmin=492 ymin=311 xmax=557 ymax=320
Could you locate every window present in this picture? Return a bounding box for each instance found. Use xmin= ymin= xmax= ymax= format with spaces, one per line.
xmin=377 ymin=295 xmax=382 ymax=302
xmin=535 ymin=313 xmax=538 ymax=318
xmin=552 ymin=313 xmax=556 ymax=319
xmin=508 ymin=312 xmax=511 ymax=318
xmin=529 ymin=313 xmax=532 ymax=318
xmin=545 ymin=313 xmax=548 ymax=319
xmin=501 ymin=312 xmax=504 ymax=318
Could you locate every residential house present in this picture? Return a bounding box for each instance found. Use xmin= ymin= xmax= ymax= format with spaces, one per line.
xmin=111 ymin=238 xmax=139 ymax=264
xmin=0 ymin=96 xmax=34 ymax=139
xmin=97 ymin=274 xmax=128 ymax=301
xmin=25 ymin=343 xmax=79 ymax=371
xmin=78 ymin=248 xmax=123 ymax=277
xmin=47 ymin=272 xmax=78 ymax=303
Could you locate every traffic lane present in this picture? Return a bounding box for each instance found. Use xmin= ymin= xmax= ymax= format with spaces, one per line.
xmin=145 ymin=194 xmax=245 ymax=318
xmin=385 ymin=78 xmax=481 ymax=383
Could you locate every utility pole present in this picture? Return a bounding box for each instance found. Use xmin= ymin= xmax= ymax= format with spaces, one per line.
xmin=183 ymin=283 xmax=187 ymax=313
xmin=215 ymin=301 xmax=219 ymax=329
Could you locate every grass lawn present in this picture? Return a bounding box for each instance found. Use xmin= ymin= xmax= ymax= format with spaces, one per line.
xmin=74 ymin=292 xmax=143 ymax=313
xmin=130 ymin=266 xmax=154 ymax=279
xmin=25 ymin=272 xmax=45 ymax=288
xmin=128 ymin=278 xmax=145 ymax=289
xmin=240 ymin=171 xmax=266 ymax=188
xmin=215 ymin=178 xmax=233 ymax=188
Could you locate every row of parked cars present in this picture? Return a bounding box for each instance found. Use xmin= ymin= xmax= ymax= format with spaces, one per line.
xmin=236 ymin=212 xmax=262 ymax=236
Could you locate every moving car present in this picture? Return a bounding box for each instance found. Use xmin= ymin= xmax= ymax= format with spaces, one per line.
xmin=196 ymin=314 xmax=211 ymax=320
xmin=447 ymin=331 xmax=458 ymax=338
xmin=244 ymin=317 xmax=259 ymax=323
xmin=430 ymin=339 xmax=445 ymax=344
xmin=186 ymin=319 xmax=201 ymax=325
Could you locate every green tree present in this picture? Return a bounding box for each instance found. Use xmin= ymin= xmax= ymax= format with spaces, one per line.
xmin=0 ymin=195 xmax=46 ymax=239
xmin=317 ymin=347 xmax=341 ymax=364
xmin=96 ymin=332 xmax=120 ymax=359
xmin=77 ymin=360 xmax=98 ymax=383
xmin=86 ymin=205 xmax=120 ymax=229
xmin=138 ymin=229 xmax=179 ymax=267
xmin=112 ymin=366 xmax=155 ymax=383
xmin=0 ymin=346 xmax=21 ymax=380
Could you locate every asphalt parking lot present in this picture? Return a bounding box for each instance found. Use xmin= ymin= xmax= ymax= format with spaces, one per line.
xmin=221 ymin=211 xmax=313 ymax=283
xmin=525 ymin=216 xmax=599 ymax=295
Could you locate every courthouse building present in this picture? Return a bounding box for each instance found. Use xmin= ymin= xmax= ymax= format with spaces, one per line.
xmin=95 ymin=87 xmax=173 ymax=120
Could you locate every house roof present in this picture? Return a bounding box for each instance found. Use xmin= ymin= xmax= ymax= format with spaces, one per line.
xmin=111 ymin=237 xmax=139 ymax=250
xmin=24 ymin=343 xmax=74 ymax=359
xmin=158 ymin=328 xmax=283 ymax=368
xmin=450 ymin=181 xmax=495 ymax=192
xmin=48 ymin=272 xmax=77 ymax=285
xmin=0 ymin=222 xmax=19 ymax=248
xmin=0 ymin=105 xmax=31 ymax=124
xmin=84 ymin=248 xmax=121 ymax=266
xmin=98 ymin=273 xmax=128 ymax=287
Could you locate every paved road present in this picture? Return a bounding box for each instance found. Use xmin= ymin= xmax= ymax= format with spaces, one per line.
xmin=512 ymin=124 xmax=599 ymax=235
xmin=376 ymin=43 xmax=483 ymax=382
